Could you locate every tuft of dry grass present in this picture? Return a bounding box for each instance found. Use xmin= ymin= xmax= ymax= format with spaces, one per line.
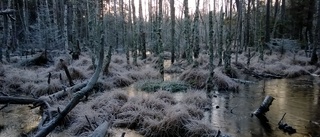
xmin=213 ymin=68 xmax=239 ymax=90
xmin=181 ymin=90 xmax=210 ymax=109
xmin=179 ymin=68 xmax=208 ymax=88
xmin=154 ymin=90 xmax=177 ymax=105
xmin=284 ymin=65 xmax=309 ymax=78
xmin=185 ymin=120 xmax=217 ymax=137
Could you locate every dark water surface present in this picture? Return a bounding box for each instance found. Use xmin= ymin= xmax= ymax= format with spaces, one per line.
xmin=205 ymin=76 xmax=320 ymax=137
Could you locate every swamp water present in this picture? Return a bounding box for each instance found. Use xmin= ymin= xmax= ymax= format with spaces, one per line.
xmin=1 ymin=76 xmax=319 ymax=137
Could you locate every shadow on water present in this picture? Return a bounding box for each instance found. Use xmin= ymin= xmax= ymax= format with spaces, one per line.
xmin=203 ymin=76 xmax=320 ymax=137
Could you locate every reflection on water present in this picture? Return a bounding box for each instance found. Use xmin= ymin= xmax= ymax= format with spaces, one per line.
xmin=0 ymin=105 xmax=41 ymax=136
xmin=205 ymin=76 xmax=320 ymax=137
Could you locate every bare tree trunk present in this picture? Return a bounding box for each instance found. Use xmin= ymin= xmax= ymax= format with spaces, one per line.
xmin=265 ymin=0 xmax=271 ymax=43
xmin=207 ymin=11 xmax=215 ymax=92
xmin=131 ymin=0 xmax=138 ymax=65
xmin=193 ymin=0 xmax=200 ymax=61
xmin=279 ymin=0 xmax=286 ymax=38
xmin=218 ymin=7 xmax=224 ymax=66
xmin=183 ymin=0 xmax=192 ymax=63
xmin=224 ymin=0 xmax=232 ymax=75
xmin=127 ymin=0 xmax=132 ymax=65
xmin=311 ymin=0 xmax=319 ymax=65
xmin=67 ymin=0 xmax=74 ymax=52
xmin=170 ymin=0 xmax=175 ymax=64
xmin=158 ymin=0 xmax=164 ymax=81
xmin=138 ymin=0 xmax=146 ymax=60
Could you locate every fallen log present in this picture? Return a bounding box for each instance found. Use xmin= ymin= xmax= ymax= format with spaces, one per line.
xmin=253 ymin=95 xmax=274 ymax=116
xmin=34 ymin=43 xmax=104 ymax=137
xmin=0 ymin=9 xmax=15 ymax=15
xmin=89 ymin=121 xmax=109 ymax=137
xmin=39 ymin=82 xmax=86 ymax=103
xmin=0 ymin=96 xmax=43 ymax=105
xmin=17 ymin=52 xmax=48 ymax=67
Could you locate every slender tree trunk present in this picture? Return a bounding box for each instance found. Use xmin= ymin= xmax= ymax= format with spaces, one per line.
xmin=224 ymin=0 xmax=232 ymax=75
xmin=310 ymin=0 xmax=318 ymax=64
xmin=158 ymin=0 xmax=164 ymax=81
xmin=3 ymin=4 xmax=9 ymax=62
xmin=207 ymin=11 xmax=215 ymax=92
xmin=131 ymin=0 xmax=137 ymax=65
xmin=183 ymin=0 xmax=192 ymax=63
xmin=218 ymin=7 xmax=224 ymax=66
xmin=280 ymin=0 xmax=286 ymax=38
xmin=127 ymin=0 xmax=132 ymax=65
xmin=67 ymin=0 xmax=74 ymax=51
xmin=265 ymin=0 xmax=271 ymax=43
xmin=193 ymin=0 xmax=200 ymax=61
xmin=245 ymin=0 xmax=251 ymax=51
xmin=138 ymin=0 xmax=146 ymax=59
xmin=170 ymin=0 xmax=175 ymax=64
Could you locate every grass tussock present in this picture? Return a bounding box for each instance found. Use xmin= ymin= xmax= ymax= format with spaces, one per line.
xmin=284 ymin=65 xmax=309 ymax=78
xmin=213 ymin=68 xmax=239 ymax=90
xmin=179 ymin=68 xmax=208 ymax=88
xmin=136 ymin=80 xmax=190 ymax=92
xmin=237 ymin=49 xmax=316 ymax=78
xmin=181 ymin=90 xmax=210 ymax=109
xmin=111 ymin=89 xmax=217 ymax=137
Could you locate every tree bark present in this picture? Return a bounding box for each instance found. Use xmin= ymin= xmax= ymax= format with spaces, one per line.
xmin=170 ymin=0 xmax=175 ymax=64
xmin=0 ymin=96 xmax=43 ymax=105
xmin=311 ymin=0 xmax=320 ymax=65
xmin=158 ymin=0 xmax=164 ymax=81
xmin=89 ymin=121 xmax=109 ymax=137
xmin=253 ymin=95 xmax=274 ymax=116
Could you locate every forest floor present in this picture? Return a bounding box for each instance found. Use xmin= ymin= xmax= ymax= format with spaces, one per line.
xmin=0 ymin=40 xmax=320 ymax=137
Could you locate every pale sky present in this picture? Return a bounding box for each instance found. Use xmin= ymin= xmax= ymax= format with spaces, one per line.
xmin=124 ymin=0 xmax=224 ymax=19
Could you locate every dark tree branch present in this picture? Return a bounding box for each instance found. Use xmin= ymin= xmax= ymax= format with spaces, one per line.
xmin=0 ymin=9 xmax=15 ymax=15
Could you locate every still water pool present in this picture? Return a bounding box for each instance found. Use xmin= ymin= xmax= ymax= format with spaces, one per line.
xmin=204 ymin=76 xmax=320 ymax=137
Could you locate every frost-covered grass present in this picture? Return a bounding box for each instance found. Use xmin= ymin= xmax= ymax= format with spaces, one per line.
xmin=0 ymin=53 xmax=160 ymax=96
xmin=235 ymin=49 xmax=316 ymax=78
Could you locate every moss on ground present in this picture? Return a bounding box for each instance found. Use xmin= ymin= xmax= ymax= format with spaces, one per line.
xmin=136 ymin=80 xmax=190 ymax=92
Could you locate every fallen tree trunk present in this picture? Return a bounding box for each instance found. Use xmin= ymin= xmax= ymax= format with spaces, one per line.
xmin=17 ymin=52 xmax=48 ymax=67
xmin=0 ymin=96 xmax=43 ymax=105
xmin=253 ymin=95 xmax=274 ymax=116
xmin=89 ymin=121 xmax=110 ymax=137
xmin=39 ymin=82 xmax=86 ymax=103
xmin=34 ymin=44 xmax=104 ymax=137
xmin=0 ymin=9 xmax=15 ymax=15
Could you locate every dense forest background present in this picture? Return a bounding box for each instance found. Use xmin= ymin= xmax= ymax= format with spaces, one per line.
xmin=1 ymin=0 xmax=319 ymax=67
